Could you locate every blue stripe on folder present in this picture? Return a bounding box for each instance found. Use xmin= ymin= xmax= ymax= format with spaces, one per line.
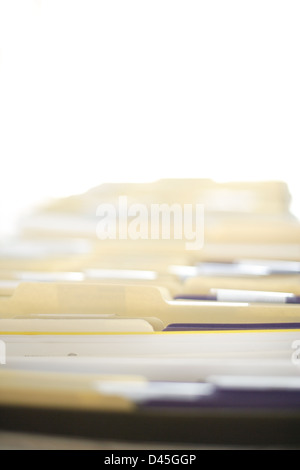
xmin=163 ymin=323 xmax=300 ymax=331
xmin=143 ymin=387 xmax=300 ymax=410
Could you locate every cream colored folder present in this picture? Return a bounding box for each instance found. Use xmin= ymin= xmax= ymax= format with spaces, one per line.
xmin=21 ymin=179 xmax=292 ymax=218
xmin=0 ymin=268 xmax=181 ymax=298
xmin=1 ymin=282 xmax=300 ymax=328
xmin=6 ymin=356 xmax=300 ymax=383
xmin=2 ymin=329 xmax=300 ymax=360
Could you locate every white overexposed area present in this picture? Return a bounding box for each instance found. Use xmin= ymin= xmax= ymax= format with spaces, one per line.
xmin=0 ymin=1 xmax=299 ymax=235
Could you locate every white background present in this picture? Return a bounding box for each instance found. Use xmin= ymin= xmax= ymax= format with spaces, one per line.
xmin=0 ymin=0 xmax=299 ymax=235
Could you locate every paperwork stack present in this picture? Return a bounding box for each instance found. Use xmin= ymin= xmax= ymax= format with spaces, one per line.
xmin=1 ymin=179 xmax=300 ymax=447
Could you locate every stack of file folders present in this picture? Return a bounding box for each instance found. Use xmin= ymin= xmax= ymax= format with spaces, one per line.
xmin=1 ymin=179 xmax=300 ymax=447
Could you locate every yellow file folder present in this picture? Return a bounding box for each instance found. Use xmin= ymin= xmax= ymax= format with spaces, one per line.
xmin=1 ymin=282 xmax=300 ymax=328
